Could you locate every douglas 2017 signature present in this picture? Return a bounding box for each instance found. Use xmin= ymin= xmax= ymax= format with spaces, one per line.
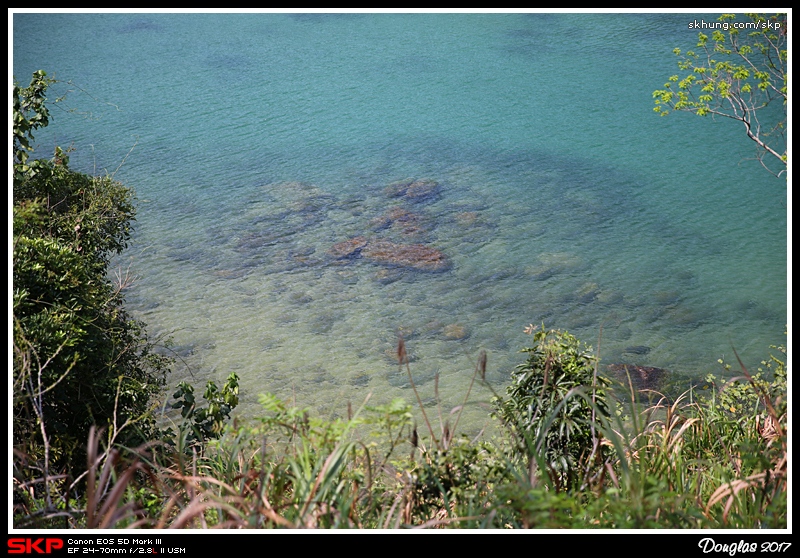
xmin=698 ymin=539 xmax=791 ymax=555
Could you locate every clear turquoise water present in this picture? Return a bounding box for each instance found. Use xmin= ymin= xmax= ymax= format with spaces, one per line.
xmin=13 ymin=13 xmax=788 ymax=428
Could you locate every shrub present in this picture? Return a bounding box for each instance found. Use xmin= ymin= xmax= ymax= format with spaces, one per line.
xmin=12 ymin=71 xmax=170 ymax=479
xmin=493 ymin=327 xmax=612 ymax=490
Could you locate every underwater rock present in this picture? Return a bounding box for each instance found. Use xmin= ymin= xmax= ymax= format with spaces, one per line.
xmin=383 ymin=345 xmax=419 ymax=365
xmin=451 ymin=211 xmax=496 ymax=232
xmin=529 ymin=268 xmax=557 ymax=281
xmin=596 ymin=289 xmax=626 ymax=306
xmin=383 ymin=179 xmax=441 ymax=203
xmin=307 ymin=313 xmax=336 ymax=334
xmin=326 ymin=236 xmax=369 ymax=259
xmin=289 ymin=291 xmax=313 ymax=305
xmin=348 ymin=371 xmax=371 ymax=387
xmin=405 ymin=179 xmax=440 ymax=202
xmin=664 ymin=305 xmax=710 ymax=328
xmin=653 ymin=290 xmax=682 ymax=307
xmin=442 ymin=323 xmax=470 ymax=340
xmin=335 ymin=196 xmax=369 ymax=216
xmin=361 ymin=239 xmax=452 ymax=273
xmin=575 ymin=282 xmax=601 ymax=304
xmin=382 ymin=180 xmax=413 ymax=198
xmin=645 ymin=302 xmax=710 ymax=330
xmin=288 ymin=193 xmax=334 ymax=215
xmin=472 ymin=267 xmax=519 ymax=286
xmin=334 ymin=269 xmax=359 ymax=285
xmin=621 ymin=345 xmax=651 ymax=356
xmin=526 ymin=252 xmax=587 ymax=281
xmin=274 ymin=246 xmax=323 ymax=271
xmin=606 ymin=363 xmax=670 ymax=393
xmin=454 ymin=211 xmax=480 ymax=226
xmin=371 ymin=267 xmax=404 ymax=285
xmin=234 ymin=214 xmax=315 ymax=252
xmin=419 ymin=319 xmax=445 ymax=338
xmin=369 ymin=206 xmax=432 ymax=235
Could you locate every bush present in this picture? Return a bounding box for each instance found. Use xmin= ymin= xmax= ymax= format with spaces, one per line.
xmin=12 ymin=71 xmax=170 ymax=479
xmin=493 ymin=327 xmax=612 ymax=490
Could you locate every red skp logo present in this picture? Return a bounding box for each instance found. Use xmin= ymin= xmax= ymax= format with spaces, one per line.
xmin=8 ymin=539 xmax=64 ymax=554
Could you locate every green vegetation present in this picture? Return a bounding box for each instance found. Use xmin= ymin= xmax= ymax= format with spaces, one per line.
xmin=653 ymin=13 xmax=787 ymax=178
xmin=13 ymin=71 xmax=171 ymax=495
xmin=493 ymin=327 xmax=613 ymax=492
xmin=13 ymin=327 xmax=788 ymax=529
xmin=12 ymin=70 xmax=787 ymax=529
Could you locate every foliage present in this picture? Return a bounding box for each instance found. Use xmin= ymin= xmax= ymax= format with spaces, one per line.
xmin=409 ymin=435 xmax=514 ymax=528
xmin=12 ymin=331 xmax=788 ymax=529
xmin=706 ymin=338 xmax=787 ymax=421
xmin=687 ymin=341 xmax=788 ymax=528
xmin=13 ymin=70 xmax=58 ymax=188
xmin=164 ymin=373 xmax=241 ymax=449
xmin=653 ymin=13 xmax=787 ymax=177
xmin=12 ymin=71 xmax=170 ymax=480
xmin=149 ymin=391 xmax=417 ymax=529
xmin=493 ymin=327 xmax=612 ymax=490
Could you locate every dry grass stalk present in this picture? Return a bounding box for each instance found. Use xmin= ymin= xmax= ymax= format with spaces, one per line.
xmin=398 ymin=335 xmax=441 ymax=452
xmin=705 ymin=453 xmax=787 ymax=525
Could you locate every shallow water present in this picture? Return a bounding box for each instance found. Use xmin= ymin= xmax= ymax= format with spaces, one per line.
xmin=13 ymin=12 xmax=788 ymax=429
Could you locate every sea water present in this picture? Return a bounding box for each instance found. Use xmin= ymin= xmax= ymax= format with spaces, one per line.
xmin=13 ymin=12 xmax=788 ymax=429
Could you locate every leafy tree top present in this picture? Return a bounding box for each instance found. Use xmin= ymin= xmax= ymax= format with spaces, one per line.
xmin=653 ymin=13 xmax=787 ymax=178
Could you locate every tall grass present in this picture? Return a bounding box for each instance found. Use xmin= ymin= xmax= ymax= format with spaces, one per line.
xmin=12 ymin=329 xmax=787 ymax=529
